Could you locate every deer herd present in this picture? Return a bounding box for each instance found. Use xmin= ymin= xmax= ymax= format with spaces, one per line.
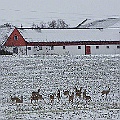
xmin=10 ymin=86 xmax=110 ymax=104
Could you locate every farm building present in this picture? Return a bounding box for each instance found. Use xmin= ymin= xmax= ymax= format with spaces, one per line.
xmin=4 ymin=28 xmax=120 ymax=55
xmin=3 ymin=27 xmax=120 ymax=55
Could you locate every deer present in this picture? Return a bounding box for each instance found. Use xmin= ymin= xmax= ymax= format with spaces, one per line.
xmin=85 ymin=95 xmax=91 ymax=101
xmin=84 ymin=95 xmax=91 ymax=105
xmin=31 ymin=94 xmax=45 ymax=103
xmin=63 ymin=90 xmax=69 ymax=97
xmin=75 ymin=87 xmax=82 ymax=93
xmin=15 ymin=96 xmax=23 ymax=103
xmin=83 ymin=89 xmax=91 ymax=102
xmin=83 ymin=89 xmax=87 ymax=99
xmin=10 ymin=96 xmax=23 ymax=103
xmin=32 ymin=89 xmax=40 ymax=96
xmin=50 ymin=94 xmax=55 ymax=103
xmin=10 ymin=95 xmax=16 ymax=102
xmin=75 ymin=87 xmax=82 ymax=98
xmin=101 ymin=88 xmax=110 ymax=97
xmin=56 ymin=89 xmax=61 ymax=101
xmin=69 ymin=92 xmax=74 ymax=103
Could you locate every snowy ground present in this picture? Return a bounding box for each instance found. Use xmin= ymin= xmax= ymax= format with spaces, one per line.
xmin=0 ymin=54 xmax=120 ymax=120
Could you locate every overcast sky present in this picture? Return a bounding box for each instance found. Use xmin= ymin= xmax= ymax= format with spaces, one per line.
xmin=0 ymin=0 xmax=120 ymax=27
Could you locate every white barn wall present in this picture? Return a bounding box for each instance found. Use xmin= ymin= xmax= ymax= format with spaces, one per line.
xmin=4 ymin=44 xmax=120 ymax=55
xmin=27 ymin=46 xmax=35 ymax=55
xmin=26 ymin=44 xmax=120 ymax=55
xmin=58 ymin=45 xmax=85 ymax=55
xmin=91 ymin=45 xmax=120 ymax=55
xmin=32 ymin=45 xmax=85 ymax=55
xmin=26 ymin=45 xmax=85 ymax=55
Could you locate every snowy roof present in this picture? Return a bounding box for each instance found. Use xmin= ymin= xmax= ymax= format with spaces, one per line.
xmin=18 ymin=28 xmax=120 ymax=42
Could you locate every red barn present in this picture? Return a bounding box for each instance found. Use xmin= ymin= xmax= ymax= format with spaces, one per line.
xmin=3 ymin=28 xmax=120 ymax=55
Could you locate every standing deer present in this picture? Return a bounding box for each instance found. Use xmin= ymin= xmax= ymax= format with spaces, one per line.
xmin=56 ymin=89 xmax=61 ymax=101
xmin=84 ymin=95 xmax=91 ymax=105
xmin=75 ymin=87 xmax=82 ymax=93
xmin=32 ymin=89 xmax=40 ymax=96
xmin=69 ymin=92 xmax=74 ymax=103
xmin=31 ymin=94 xmax=45 ymax=103
xmin=101 ymin=88 xmax=110 ymax=97
xmin=83 ymin=89 xmax=91 ymax=102
xmin=50 ymin=94 xmax=55 ymax=103
xmin=83 ymin=89 xmax=86 ymax=99
xmin=75 ymin=87 xmax=82 ymax=98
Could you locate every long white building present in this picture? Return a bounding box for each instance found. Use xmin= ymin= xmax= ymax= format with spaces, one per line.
xmin=3 ymin=27 xmax=120 ymax=55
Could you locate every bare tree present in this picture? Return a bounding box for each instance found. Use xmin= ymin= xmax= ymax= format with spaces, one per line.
xmin=0 ymin=23 xmax=12 ymax=28
xmin=57 ymin=19 xmax=69 ymax=28
xmin=48 ymin=20 xmax=57 ymax=28
xmin=47 ymin=19 xmax=69 ymax=28
xmin=31 ymin=23 xmax=37 ymax=28
xmin=39 ymin=21 xmax=47 ymax=28
xmin=31 ymin=19 xmax=69 ymax=28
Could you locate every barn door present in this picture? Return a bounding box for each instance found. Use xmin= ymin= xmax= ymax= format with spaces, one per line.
xmin=85 ymin=46 xmax=91 ymax=55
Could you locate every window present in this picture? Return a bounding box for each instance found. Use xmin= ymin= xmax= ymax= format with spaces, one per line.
xmin=34 ymin=46 xmax=37 ymax=48
xmin=106 ymin=46 xmax=109 ymax=49
xmin=78 ymin=46 xmax=81 ymax=49
xmin=39 ymin=46 xmax=42 ymax=50
xmin=51 ymin=46 xmax=54 ymax=50
xmin=14 ymin=35 xmax=18 ymax=40
xmin=13 ymin=47 xmax=18 ymax=54
xmin=63 ymin=46 xmax=65 ymax=49
xmin=28 ymin=47 xmax=31 ymax=50
xmin=117 ymin=46 xmax=120 ymax=49
xmin=96 ymin=46 xmax=99 ymax=49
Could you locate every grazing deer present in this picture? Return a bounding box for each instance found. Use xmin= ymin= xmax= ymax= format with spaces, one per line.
xmin=10 ymin=95 xmax=16 ymax=102
xmin=32 ymin=89 xmax=40 ymax=96
xmin=10 ymin=96 xmax=23 ymax=103
xmin=69 ymin=92 xmax=74 ymax=103
xmin=31 ymin=94 xmax=45 ymax=103
xmin=85 ymin=95 xmax=91 ymax=101
xmin=101 ymin=88 xmax=110 ymax=97
xmin=15 ymin=96 xmax=23 ymax=103
xmin=50 ymin=94 xmax=55 ymax=103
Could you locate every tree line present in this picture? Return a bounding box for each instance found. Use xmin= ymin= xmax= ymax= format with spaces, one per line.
xmin=31 ymin=19 xmax=69 ymax=28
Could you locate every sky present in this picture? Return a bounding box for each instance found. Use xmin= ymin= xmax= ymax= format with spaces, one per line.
xmin=0 ymin=0 xmax=120 ymax=27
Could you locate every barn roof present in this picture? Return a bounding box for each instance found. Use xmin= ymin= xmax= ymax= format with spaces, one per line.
xmin=18 ymin=28 xmax=120 ymax=43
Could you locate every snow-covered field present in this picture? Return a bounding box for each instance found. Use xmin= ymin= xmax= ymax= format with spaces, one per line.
xmin=0 ymin=54 xmax=120 ymax=120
